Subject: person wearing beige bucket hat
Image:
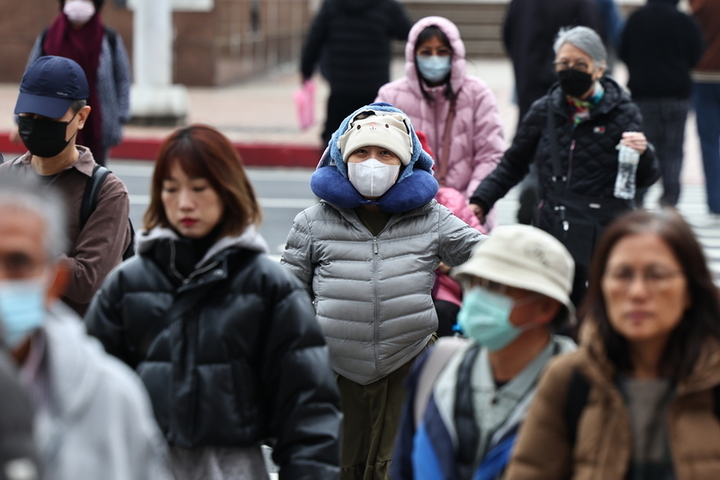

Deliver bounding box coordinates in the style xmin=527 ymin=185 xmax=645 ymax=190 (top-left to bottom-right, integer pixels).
xmin=391 ymin=224 xmax=577 ymax=480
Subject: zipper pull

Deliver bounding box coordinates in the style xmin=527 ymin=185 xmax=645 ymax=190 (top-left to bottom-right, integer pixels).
xmin=563 ymin=220 xmax=569 ymax=232
xmin=373 ymin=241 xmax=378 ymax=255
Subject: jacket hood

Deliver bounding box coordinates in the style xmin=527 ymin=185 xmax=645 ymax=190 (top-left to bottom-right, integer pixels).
xmin=41 ymin=302 xmax=112 ymax=423
xmin=579 ymin=318 xmax=720 ymax=394
xmin=405 ymin=16 xmax=467 ymax=96
xmin=136 ymin=225 xmax=269 ymax=268
xmin=311 ymin=102 xmax=438 ymax=213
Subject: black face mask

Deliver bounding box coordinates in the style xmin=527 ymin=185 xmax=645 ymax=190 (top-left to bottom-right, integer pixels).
xmin=17 ymin=114 xmax=77 ymax=158
xmin=557 ymin=69 xmax=594 ymax=99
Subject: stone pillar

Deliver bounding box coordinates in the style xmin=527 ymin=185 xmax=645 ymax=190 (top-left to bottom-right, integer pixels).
xmin=130 ymin=0 xmax=189 ymax=123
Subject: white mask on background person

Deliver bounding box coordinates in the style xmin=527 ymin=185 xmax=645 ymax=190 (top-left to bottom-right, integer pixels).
xmin=64 ymin=0 xmax=96 ymax=25
xmin=347 ymin=158 xmax=400 ymax=198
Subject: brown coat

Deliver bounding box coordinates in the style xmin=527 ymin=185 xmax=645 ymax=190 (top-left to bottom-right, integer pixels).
xmin=504 ymin=320 xmax=720 ymax=480
xmin=0 ymin=147 xmax=130 ymax=315
xmin=689 ymin=0 xmax=720 ymax=74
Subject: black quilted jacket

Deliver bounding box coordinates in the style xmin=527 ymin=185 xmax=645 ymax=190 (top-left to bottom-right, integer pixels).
xmin=471 ymin=77 xmax=660 ymax=226
xmin=85 ymin=229 xmax=341 ymax=480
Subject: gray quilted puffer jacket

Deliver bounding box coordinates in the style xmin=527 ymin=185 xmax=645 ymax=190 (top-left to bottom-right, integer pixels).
xmin=281 ymin=199 xmax=483 ymax=385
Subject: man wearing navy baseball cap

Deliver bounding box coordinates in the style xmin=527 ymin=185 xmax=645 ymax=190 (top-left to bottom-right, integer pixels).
xmin=0 ymin=56 xmax=131 ymax=316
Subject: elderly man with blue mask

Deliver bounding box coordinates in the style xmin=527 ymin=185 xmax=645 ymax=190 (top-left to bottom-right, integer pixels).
xmin=392 ymin=224 xmax=578 ymax=480
xmin=0 ymin=176 xmax=172 ymax=480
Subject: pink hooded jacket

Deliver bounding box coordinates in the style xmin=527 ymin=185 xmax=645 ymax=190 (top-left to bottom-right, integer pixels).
xmin=376 ymin=16 xmax=505 ymax=227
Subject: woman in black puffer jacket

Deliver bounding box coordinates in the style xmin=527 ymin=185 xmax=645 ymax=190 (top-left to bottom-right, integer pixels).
xmin=85 ymin=125 xmax=341 ymax=480
xmin=470 ymin=26 xmax=660 ymax=308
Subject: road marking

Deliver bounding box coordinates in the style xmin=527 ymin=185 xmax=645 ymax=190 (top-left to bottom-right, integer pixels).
xmin=129 ymin=194 xmax=316 ymax=209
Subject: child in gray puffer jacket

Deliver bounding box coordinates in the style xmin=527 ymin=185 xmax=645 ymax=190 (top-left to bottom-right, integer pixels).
xmin=281 ymin=102 xmax=484 ymax=480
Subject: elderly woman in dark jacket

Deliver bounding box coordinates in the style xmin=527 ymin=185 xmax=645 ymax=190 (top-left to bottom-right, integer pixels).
xmin=85 ymin=125 xmax=341 ymax=480
xmin=470 ymin=26 xmax=659 ymax=307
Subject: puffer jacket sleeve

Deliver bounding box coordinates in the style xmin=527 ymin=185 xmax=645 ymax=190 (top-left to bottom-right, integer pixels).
xmin=623 ymin=102 xmax=660 ymax=189
xmin=280 ymin=209 xmax=315 ymax=289
xmin=466 ymin=84 xmax=505 ymax=198
xmin=85 ymin=262 xmax=134 ymax=367
xmin=261 ymin=272 xmax=342 ymax=480
xmin=469 ymin=98 xmax=545 ymax=211
xmin=504 ymin=355 xmax=576 ymax=480
xmin=436 ymin=203 xmax=485 ymax=267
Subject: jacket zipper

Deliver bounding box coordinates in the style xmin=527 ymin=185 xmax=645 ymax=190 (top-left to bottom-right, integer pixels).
xmin=373 ymin=237 xmax=380 ymax=377
xmin=566 ymin=138 xmax=576 ymax=189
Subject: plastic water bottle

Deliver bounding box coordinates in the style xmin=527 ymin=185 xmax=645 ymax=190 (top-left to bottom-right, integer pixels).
xmin=614 ymin=144 xmax=640 ymax=199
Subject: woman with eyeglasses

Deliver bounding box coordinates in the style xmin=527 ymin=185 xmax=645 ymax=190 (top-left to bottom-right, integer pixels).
xmin=469 ymin=26 xmax=660 ymax=308
xmin=504 ymin=208 xmax=720 ymax=480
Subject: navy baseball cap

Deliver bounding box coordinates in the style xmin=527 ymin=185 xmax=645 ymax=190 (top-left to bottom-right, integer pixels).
xmin=14 ymin=56 xmax=89 ymax=119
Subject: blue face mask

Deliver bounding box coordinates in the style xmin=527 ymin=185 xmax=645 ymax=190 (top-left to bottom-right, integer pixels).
xmin=0 ymin=277 xmax=47 ymax=349
xmin=457 ymin=286 xmax=522 ymax=351
xmin=416 ymin=55 xmax=452 ymax=84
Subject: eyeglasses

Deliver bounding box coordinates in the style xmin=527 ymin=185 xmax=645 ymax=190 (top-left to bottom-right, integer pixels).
xmin=604 ymin=267 xmax=684 ymax=292
xmin=553 ymin=61 xmax=590 ymax=73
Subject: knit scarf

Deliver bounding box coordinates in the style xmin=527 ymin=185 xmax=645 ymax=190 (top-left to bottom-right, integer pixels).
xmin=566 ymin=81 xmax=604 ymax=128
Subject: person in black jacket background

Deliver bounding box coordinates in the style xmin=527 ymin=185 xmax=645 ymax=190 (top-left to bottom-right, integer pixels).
xmin=84 ymin=125 xmax=341 ymax=480
xmin=503 ymin=0 xmax=602 ymax=225
xmin=470 ymin=27 xmax=659 ymax=308
xmin=620 ymin=0 xmax=705 ymax=207
xmin=300 ymin=0 xmax=412 ymax=145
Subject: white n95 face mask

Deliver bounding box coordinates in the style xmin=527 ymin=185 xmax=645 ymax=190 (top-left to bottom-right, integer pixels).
xmin=64 ymin=0 xmax=96 ymax=24
xmin=347 ymin=158 xmax=400 ymax=198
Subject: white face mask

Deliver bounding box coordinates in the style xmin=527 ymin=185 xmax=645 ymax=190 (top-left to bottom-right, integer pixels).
xmin=347 ymin=158 xmax=400 ymax=198
xmin=64 ymin=0 xmax=96 ymax=25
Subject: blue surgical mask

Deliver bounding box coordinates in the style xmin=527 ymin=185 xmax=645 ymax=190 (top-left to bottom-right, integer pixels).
xmin=416 ymin=55 xmax=451 ymax=84
xmin=0 ymin=277 xmax=47 ymax=349
xmin=457 ymin=286 xmax=521 ymax=351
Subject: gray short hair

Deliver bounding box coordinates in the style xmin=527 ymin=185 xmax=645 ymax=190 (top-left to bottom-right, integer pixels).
xmin=0 ymin=175 xmax=67 ymax=262
xmin=553 ymin=26 xmax=607 ymax=66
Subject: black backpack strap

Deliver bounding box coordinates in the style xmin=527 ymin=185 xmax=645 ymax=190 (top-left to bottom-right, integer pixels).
xmin=104 ymin=26 xmax=118 ymax=56
xmin=39 ymin=27 xmax=49 ymax=56
xmin=454 ymin=343 xmax=482 ymax=480
xmin=564 ymin=369 xmax=591 ymax=447
xmin=80 ymin=165 xmax=111 ymax=229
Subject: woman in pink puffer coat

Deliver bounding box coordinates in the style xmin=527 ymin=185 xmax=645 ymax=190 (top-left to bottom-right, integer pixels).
xmin=376 ymin=16 xmax=505 ymax=230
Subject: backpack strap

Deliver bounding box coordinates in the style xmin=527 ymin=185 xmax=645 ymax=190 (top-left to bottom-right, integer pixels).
xmin=437 ymin=95 xmax=458 ymax=188
xmin=80 ymin=165 xmax=111 ymax=229
xmin=104 ymin=26 xmax=118 ymax=56
xmin=414 ymin=336 xmax=470 ymax=428
xmin=564 ymin=369 xmax=591 ymax=447
xmin=455 ymin=343 xmax=482 ymax=480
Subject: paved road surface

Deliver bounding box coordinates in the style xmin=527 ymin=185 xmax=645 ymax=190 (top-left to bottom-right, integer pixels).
xmin=110 ymin=160 xmax=720 ymax=282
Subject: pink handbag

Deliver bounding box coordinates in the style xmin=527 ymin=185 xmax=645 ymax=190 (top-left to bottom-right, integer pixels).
xmin=294 ymin=80 xmax=315 ymax=131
